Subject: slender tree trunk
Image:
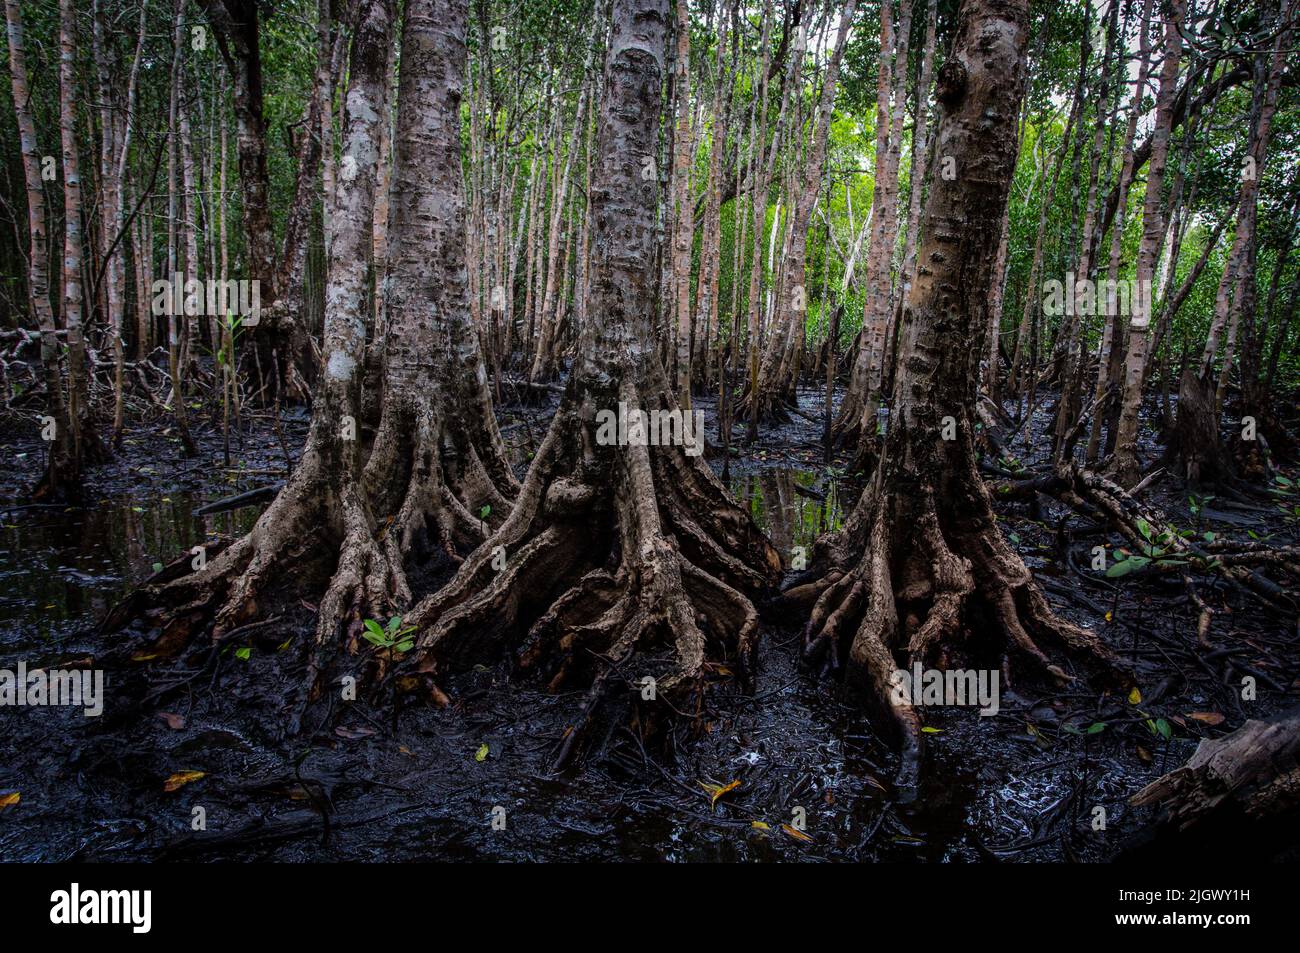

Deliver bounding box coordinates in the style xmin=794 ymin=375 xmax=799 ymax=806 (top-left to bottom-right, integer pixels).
xmin=833 ymin=0 xmax=913 ymax=458
xmin=58 ymin=0 xmax=104 ymax=470
xmin=1111 ymin=0 xmax=1184 ymax=485
xmin=747 ymin=0 xmax=857 ymax=423
xmin=166 ymin=0 xmax=196 ymax=454
xmin=1080 ymin=0 xmax=1152 ymax=463
xmin=7 ymin=0 xmax=76 ymax=498
xmin=668 ymin=0 xmax=695 ymax=407
xmin=1170 ymin=0 xmax=1292 ymax=486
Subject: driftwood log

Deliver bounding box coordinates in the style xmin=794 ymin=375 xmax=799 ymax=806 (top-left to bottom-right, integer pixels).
xmin=1120 ymin=707 xmax=1300 ymax=860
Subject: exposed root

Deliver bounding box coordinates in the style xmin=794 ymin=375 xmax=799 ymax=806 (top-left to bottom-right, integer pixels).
xmin=400 ymin=378 xmax=780 ymax=763
xmin=793 ymin=462 xmax=1130 ymax=801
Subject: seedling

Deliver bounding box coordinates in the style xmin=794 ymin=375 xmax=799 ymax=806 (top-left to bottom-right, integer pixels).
xmin=362 ymin=616 xmax=416 ymax=657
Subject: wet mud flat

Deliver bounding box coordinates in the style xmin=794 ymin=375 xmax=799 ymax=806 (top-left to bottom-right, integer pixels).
xmin=1 ymin=388 xmax=1297 ymax=861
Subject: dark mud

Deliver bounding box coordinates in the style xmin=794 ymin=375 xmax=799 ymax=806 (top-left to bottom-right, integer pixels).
xmin=1 ymin=387 xmax=1297 ymax=861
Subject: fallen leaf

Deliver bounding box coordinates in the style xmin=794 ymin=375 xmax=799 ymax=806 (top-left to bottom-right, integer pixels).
xmin=920 ymin=726 xmax=943 ymax=734
xmin=751 ymin=820 xmax=770 ymax=830
xmin=1136 ymin=745 xmax=1152 ymax=763
xmin=334 ymin=726 xmax=375 ymax=739
xmin=163 ymin=770 xmax=206 ymax=792
xmin=475 ymin=743 xmax=489 ymax=762
xmin=1128 ymin=686 xmax=1142 ymax=705
xmin=0 ymin=792 xmax=19 ymax=811
xmin=782 ymin=824 xmax=813 ymax=843
xmin=157 ymin=712 xmax=185 ymax=730
xmin=1187 ymin=711 xmax=1225 ymax=726
xmin=697 ymin=778 xmax=741 ymax=808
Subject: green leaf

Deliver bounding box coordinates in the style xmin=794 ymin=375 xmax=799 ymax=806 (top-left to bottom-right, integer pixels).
xmin=1136 ymin=517 xmax=1152 ymax=541
xmin=1086 ymin=722 xmax=1106 ymax=734
xmin=479 ymin=504 xmax=492 ymax=519
xmin=362 ymin=631 xmax=389 ymax=647
xmin=151 ymin=561 xmax=164 ymax=573
xmin=1106 ymin=559 xmax=1137 ymax=578
xmin=475 ymin=743 xmax=489 ymax=762
xmin=1203 ymin=531 xmax=1215 ymax=543
xmin=395 ymin=640 xmax=414 ymax=653
xmin=363 ymin=619 xmax=386 ymax=637
xmin=234 ymin=647 xmax=251 ymax=661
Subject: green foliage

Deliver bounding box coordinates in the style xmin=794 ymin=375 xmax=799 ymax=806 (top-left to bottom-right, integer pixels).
xmin=362 ymin=616 xmax=416 ymax=655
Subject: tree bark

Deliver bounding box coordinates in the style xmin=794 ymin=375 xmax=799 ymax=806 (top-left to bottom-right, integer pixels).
xmin=403 ymin=0 xmax=779 ymax=762
xmin=7 ymin=0 xmax=81 ymax=498
xmin=787 ymin=0 xmax=1124 ymax=798
xmin=1110 ymin=0 xmax=1184 ymax=485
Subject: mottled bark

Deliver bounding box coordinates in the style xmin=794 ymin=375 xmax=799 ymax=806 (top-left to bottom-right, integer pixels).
xmin=788 ymin=0 xmax=1124 ymax=797
xmin=668 ymin=0 xmax=695 ymax=407
xmin=747 ymin=0 xmax=857 ymax=423
xmin=834 ymin=0 xmax=913 ymax=456
xmin=404 ymin=0 xmax=779 ymax=761
xmin=1170 ymin=1 xmax=1292 ymax=486
xmin=6 ymin=0 xmax=75 ymax=497
xmin=57 ymin=0 xmax=103 ymax=471
xmin=1111 ymin=0 xmax=1183 ymax=486
xmin=1079 ymin=0 xmax=1153 ymax=464
xmin=107 ymin=0 xmax=397 ymax=673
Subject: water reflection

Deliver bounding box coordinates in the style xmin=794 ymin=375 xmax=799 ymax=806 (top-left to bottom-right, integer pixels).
xmin=728 ymin=468 xmax=844 ymax=568
xmin=0 ymin=496 xmax=259 ymax=634
xmin=1 ymin=467 xmax=840 ymax=633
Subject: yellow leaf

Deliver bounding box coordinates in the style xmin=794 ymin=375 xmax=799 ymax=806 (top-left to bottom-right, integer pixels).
xmin=0 ymin=792 xmax=19 ymax=811
xmin=920 ymin=726 xmax=943 ymax=734
xmin=782 ymin=824 xmax=813 ymax=843
xmin=475 ymin=743 xmax=489 ymax=762
xmin=163 ymin=771 xmax=205 ymax=792
xmin=697 ymin=778 xmax=741 ymax=808
xmin=1105 ymin=611 xmax=1113 ymax=622
xmin=1128 ymin=686 xmax=1141 ymax=705
xmin=751 ymin=820 xmax=770 ymax=830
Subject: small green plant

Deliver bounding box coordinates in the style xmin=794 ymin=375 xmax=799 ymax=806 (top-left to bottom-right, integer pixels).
xmin=362 ymin=616 xmax=416 ymax=655
xmin=1105 ymin=518 xmax=1190 ymax=577
xmin=1144 ymin=717 xmax=1172 ymax=741
xmin=1063 ymin=721 xmax=1107 ymax=736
